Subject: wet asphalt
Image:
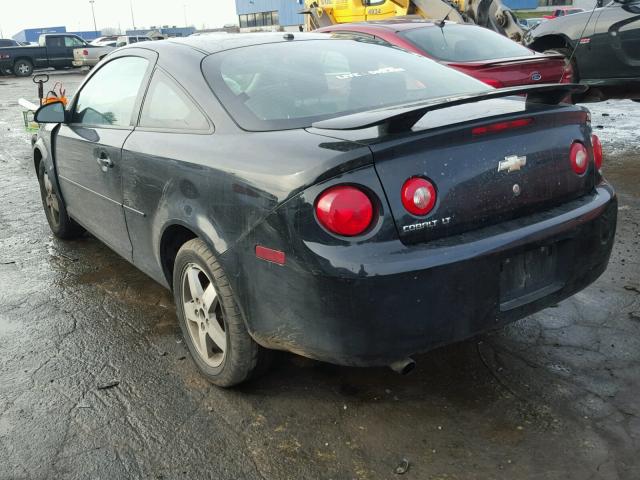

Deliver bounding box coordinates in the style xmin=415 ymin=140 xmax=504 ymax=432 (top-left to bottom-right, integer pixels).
xmin=0 ymin=72 xmax=638 ymax=480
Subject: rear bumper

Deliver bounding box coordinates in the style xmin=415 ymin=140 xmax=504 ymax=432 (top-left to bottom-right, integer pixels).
xmin=228 ymin=185 xmax=617 ymax=367
xmin=72 ymin=60 xmax=94 ymax=67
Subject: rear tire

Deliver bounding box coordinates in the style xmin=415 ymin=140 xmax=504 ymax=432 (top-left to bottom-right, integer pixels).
xmin=173 ymin=238 xmax=269 ymax=387
xmin=13 ymin=59 xmax=33 ymax=77
xmin=37 ymin=161 xmax=84 ymax=239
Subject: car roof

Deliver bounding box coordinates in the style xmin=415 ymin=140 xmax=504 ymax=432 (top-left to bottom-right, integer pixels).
xmin=138 ymin=32 xmax=331 ymax=54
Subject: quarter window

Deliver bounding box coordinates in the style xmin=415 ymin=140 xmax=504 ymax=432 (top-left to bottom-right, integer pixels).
xmin=73 ymin=56 xmax=149 ymax=127
xmin=139 ymin=69 xmax=209 ymax=130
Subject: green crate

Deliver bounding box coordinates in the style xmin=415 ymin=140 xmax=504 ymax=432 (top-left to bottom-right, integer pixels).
xmin=22 ymin=110 xmax=39 ymax=132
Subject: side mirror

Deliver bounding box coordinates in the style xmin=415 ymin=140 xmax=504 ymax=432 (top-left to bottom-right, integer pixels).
xmin=34 ymin=101 xmax=66 ymax=124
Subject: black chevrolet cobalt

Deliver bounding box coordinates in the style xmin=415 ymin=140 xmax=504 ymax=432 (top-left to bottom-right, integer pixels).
xmin=32 ymin=33 xmax=616 ymax=386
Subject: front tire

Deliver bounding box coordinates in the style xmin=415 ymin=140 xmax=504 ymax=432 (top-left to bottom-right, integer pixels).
xmin=173 ymin=238 xmax=268 ymax=387
xmin=13 ymin=59 xmax=33 ymax=77
xmin=37 ymin=161 xmax=84 ymax=239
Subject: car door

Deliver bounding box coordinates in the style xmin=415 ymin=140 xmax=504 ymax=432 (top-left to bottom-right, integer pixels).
xmin=55 ymin=50 xmax=156 ymax=259
xmin=46 ymin=36 xmax=68 ymax=68
xmin=583 ymin=1 xmax=640 ymax=79
xmin=119 ymin=67 xmax=213 ymax=281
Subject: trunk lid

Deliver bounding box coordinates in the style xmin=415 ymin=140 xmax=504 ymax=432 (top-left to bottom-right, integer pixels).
xmin=448 ymin=55 xmax=569 ymax=87
xmin=371 ymin=100 xmax=595 ymax=244
xmin=309 ymin=96 xmax=595 ymax=245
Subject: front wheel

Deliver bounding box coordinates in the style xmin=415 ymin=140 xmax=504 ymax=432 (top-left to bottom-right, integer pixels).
xmin=173 ymin=238 xmax=269 ymax=387
xmin=37 ymin=161 xmax=84 ymax=239
xmin=13 ymin=59 xmax=33 ymax=77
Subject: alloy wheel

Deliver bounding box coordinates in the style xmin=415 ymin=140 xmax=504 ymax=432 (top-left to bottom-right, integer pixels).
xmin=43 ymin=171 xmax=61 ymax=227
xmin=181 ymin=263 xmax=226 ymax=367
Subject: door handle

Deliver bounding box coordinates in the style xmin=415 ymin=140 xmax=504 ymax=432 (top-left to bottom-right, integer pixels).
xmin=96 ymin=152 xmax=113 ymax=171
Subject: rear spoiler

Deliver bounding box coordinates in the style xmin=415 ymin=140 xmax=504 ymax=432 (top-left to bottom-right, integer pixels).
xmin=311 ymin=83 xmax=588 ymax=133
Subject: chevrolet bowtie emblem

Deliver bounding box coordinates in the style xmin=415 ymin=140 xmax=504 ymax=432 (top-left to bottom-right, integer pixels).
xmin=498 ymin=155 xmax=527 ymax=173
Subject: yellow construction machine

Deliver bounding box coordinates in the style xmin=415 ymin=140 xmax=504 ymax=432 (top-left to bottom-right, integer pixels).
xmin=303 ymin=0 xmax=527 ymax=42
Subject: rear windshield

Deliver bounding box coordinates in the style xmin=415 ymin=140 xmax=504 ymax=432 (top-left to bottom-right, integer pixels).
xmin=202 ymin=39 xmax=489 ymax=131
xmin=399 ymin=25 xmax=533 ymax=62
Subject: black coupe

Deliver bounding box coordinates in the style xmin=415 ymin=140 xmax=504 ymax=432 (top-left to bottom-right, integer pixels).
xmin=32 ymin=33 xmax=616 ymax=386
xmin=526 ymin=0 xmax=640 ymax=101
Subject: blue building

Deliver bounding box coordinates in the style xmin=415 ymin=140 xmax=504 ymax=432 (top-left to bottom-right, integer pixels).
xmin=13 ymin=26 xmax=66 ymax=43
xmin=13 ymin=27 xmax=100 ymax=43
xmin=70 ymin=30 xmax=101 ymax=41
xmin=502 ymin=0 xmax=538 ymax=10
xmin=235 ymin=0 xmax=304 ymax=30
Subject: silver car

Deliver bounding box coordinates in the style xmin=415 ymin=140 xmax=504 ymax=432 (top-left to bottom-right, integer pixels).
xmin=72 ymin=42 xmax=116 ymax=67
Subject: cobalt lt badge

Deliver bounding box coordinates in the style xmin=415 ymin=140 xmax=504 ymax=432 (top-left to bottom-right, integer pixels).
xmin=498 ymin=155 xmax=527 ymax=173
xmin=531 ymin=71 xmax=542 ymax=81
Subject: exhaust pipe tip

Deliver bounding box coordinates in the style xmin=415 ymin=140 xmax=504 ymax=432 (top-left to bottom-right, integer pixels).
xmin=389 ymin=357 xmax=416 ymax=375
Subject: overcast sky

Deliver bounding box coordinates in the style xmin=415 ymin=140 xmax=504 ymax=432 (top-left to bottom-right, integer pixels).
xmin=0 ymin=0 xmax=239 ymax=37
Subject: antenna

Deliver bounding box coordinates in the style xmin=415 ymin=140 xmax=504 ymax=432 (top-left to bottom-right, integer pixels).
xmin=559 ymin=7 xmax=598 ymax=83
xmin=436 ymin=6 xmax=455 ymax=27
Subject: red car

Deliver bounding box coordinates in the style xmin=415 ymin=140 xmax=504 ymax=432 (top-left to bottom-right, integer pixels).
xmin=318 ymin=20 xmax=572 ymax=88
xmin=542 ymin=7 xmax=585 ymax=19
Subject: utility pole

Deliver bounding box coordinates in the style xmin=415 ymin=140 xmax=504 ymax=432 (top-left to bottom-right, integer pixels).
xmin=183 ymin=4 xmax=188 ymax=28
xmin=130 ymin=0 xmax=137 ymax=30
xmin=89 ymin=0 xmax=98 ymax=33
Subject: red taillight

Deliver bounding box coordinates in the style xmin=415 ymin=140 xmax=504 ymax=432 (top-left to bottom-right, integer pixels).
xmin=472 ymin=118 xmax=533 ymax=136
xmin=570 ymin=141 xmax=588 ymax=175
xmin=481 ymin=78 xmax=504 ymax=88
xmin=560 ymin=60 xmax=574 ymax=83
xmin=401 ymin=177 xmax=436 ymax=216
xmin=591 ymin=134 xmax=603 ymax=170
xmin=82 ymin=49 xmax=89 ymax=56
xmin=315 ymin=185 xmax=373 ymax=236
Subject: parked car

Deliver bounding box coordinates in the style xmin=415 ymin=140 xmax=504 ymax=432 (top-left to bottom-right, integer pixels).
xmin=543 ymin=7 xmax=585 ymax=19
xmin=0 ymin=39 xmax=20 ymax=47
xmin=90 ymin=36 xmax=119 ymax=45
xmin=519 ymin=17 xmax=546 ymax=30
xmin=318 ymin=21 xmax=573 ymax=88
xmin=0 ymin=33 xmax=93 ymax=76
xmin=31 ymin=33 xmax=616 ymax=387
xmin=526 ymin=0 xmax=640 ymax=101
xmin=73 ymin=42 xmax=116 ymax=67
xmin=115 ymin=35 xmax=152 ymax=47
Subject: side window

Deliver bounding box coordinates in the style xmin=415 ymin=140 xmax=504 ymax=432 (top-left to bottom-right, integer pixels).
xmin=139 ymin=69 xmax=209 ymax=130
xmin=130 ymin=37 xmax=138 ymax=44
xmin=48 ymin=37 xmax=65 ymax=48
xmin=73 ymin=56 xmax=149 ymax=127
xmin=65 ymin=36 xmax=85 ymax=48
